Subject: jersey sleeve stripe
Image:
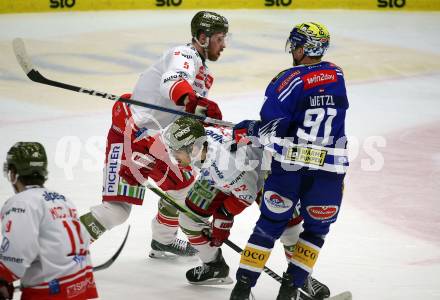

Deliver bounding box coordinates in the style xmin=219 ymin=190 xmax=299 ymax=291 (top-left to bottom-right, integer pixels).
xmin=0 ymin=262 xmax=19 ymax=282
xmin=278 ymin=77 xmax=301 ymax=99
xmin=32 ymin=265 xmax=94 ymax=288
xmin=169 ymin=79 xmax=193 ymax=104
xmin=279 ymin=80 xmax=302 ymax=103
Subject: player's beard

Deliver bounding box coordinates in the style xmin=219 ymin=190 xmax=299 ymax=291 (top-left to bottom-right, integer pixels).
xmin=207 ymin=47 xmax=222 ymax=61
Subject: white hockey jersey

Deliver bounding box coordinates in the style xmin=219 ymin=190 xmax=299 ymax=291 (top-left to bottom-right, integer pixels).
xmin=200 ymin=127 xmax=269 ymax=207
xmin=129 ymin=43 xmax=213 ymax=131
xmin=0 ymin=187 xmax=97 ymax=300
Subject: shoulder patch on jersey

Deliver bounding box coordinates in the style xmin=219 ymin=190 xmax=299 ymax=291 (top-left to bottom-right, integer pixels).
xmin=302 ymin=69 xmax=338 ymax=90
xmin=276 ymin=70 xmax=301 ymax=93
xmin=271 ymin=69 xmax=289 ymax=84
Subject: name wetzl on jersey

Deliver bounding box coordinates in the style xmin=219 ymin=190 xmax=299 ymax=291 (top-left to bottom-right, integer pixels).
xmin=309 ymin=95 xmax=335 ymax=107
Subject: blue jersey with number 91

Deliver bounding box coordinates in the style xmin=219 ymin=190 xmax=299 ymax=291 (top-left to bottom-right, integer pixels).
xmin=260 ymin=61 xmax=349 ymax=173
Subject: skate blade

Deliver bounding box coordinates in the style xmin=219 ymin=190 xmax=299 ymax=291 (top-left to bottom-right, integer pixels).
xmin=149 ymin=250 xmax=199 ymax=261
xmin=188 ymin=276 xmax=234 ymax=286
xmin=327 ymin=291 xmax=352 ymax=300
xmin=149 ymin=249 xmax=173 ymax=259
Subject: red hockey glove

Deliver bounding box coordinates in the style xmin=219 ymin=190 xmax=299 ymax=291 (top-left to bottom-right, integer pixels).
xmin=196 ymin=97 xmax=223 ymax=120
xmin=0 ymin=279 xmax=14 ymax=300
xmin=185 ymin=93 xmax=222 ymax=120
xmin=119 ymin=152 xmax=155 ymax=186
xmin=210 ymin=205 xmax=234 ymax=247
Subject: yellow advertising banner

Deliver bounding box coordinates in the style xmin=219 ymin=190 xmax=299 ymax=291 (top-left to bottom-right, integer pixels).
xmin=1 ymin=0 xmax=439 ymax=14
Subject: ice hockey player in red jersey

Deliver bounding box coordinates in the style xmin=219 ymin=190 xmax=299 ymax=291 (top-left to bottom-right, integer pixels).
xmin=161 ymin=117 xmax=330 ymax=298
xmin=0 ymin=142 xmax=98 ymax=300
xmin=79 ymin=11 xmax=229 ymax=258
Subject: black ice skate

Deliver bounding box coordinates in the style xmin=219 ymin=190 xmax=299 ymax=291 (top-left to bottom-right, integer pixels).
xmin=276 ymin=272 xmax=300 ymax=300
xmin=186 ymin=249 xmax=233 ymax=285
xmin=229 ymin=275 xmax=252 ymax=300
xmin=149 ymin=238 xmax=198 ymax=258
xmin=302 ymin=275 xmax=330 ymax=299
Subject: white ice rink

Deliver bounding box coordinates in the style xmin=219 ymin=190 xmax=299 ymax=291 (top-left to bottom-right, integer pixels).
xmin=1 ymin=9 xmax=439 ymax=300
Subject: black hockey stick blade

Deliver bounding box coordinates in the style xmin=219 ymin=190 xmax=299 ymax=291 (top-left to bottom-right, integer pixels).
xmin=93 ymin=225 xmax=131 ymax=272
xmin=12 ymin=38 xmax=234 ymax=128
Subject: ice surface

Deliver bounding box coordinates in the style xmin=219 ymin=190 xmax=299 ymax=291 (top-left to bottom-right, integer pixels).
xmin=0 ymin=9 xmax=439 ymax=300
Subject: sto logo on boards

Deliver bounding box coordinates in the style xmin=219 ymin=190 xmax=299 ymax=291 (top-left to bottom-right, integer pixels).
xmin=156 ymin=0 xmax=183 ymax=6
xmin=265 ymin=0 xmax=292 ymax=6
xmin=50 ymin=0 xmax=75 ymax=8
xmin=377 ymin=0 xmax=406 ymax=8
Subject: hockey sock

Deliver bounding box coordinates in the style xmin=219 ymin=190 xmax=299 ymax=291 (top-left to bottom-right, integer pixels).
xmin=288 ymin=232 xmax=324 ymax=287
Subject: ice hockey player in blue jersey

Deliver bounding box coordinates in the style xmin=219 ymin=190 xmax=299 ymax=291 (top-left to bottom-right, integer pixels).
xmin=229 ymin=22 xmax=349 ymax=300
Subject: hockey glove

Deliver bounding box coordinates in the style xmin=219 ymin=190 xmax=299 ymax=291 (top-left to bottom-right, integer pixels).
xmin=210 ymin=205 xmax=234 ymax=247
xmin=119 ymin=152 xmax=155 ymax=186
xmin=0 ymin=279 xmax=13 ymax=300
xmin=230 ymin=120 xmax=261 ymax=152
xmin=185 ymin=93 xmax=223 ymax=120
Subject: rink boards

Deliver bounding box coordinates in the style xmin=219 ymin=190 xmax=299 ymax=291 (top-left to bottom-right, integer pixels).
xmin=1 ymin=0 xmax=440 ymax=14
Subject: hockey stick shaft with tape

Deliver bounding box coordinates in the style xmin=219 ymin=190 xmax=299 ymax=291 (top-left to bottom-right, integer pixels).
xmin=12 ymin=38 xmax=234 ymax=128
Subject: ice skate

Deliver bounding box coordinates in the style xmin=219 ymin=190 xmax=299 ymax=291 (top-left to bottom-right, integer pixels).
xmin=149 ymin=238 xmax=198 ymax=258
xmin=186 ymin=249 xmax=233 ymax=285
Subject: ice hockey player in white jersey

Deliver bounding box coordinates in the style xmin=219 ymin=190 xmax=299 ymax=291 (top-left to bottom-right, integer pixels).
xmin=162 ymin=117 xmax=330 ymax=298
xmin=79 ymin=11 xmax=229 ymax=258
xmin=0 ymin=142 xmax=98 ymax=300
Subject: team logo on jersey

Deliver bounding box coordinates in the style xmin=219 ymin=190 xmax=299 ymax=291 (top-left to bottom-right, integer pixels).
xmin=0 ymin=237 xmax=10 ymax=254
xmin=306 ymin=205 xmax=339 ymax=220
xmin=263 ymin=191 xmax=293 ymax=214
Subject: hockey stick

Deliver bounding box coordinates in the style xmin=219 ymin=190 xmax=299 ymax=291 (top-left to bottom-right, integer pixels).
xmin=144 ymin=182 xmax=352 ymax=300
xmin=143 ymin=182 xmax=283 ymax=283
xmin=13 ymin=225 xmax=130 ymax=292
xmin=93 ymin=224 xmax=131 ymax=272
xmin=12 ymin=38 xmax=234 ymax=128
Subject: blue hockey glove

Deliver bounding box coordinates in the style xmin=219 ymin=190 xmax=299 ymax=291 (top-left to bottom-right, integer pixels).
xmin=230 ymin=120 xmax=261 ymax=152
